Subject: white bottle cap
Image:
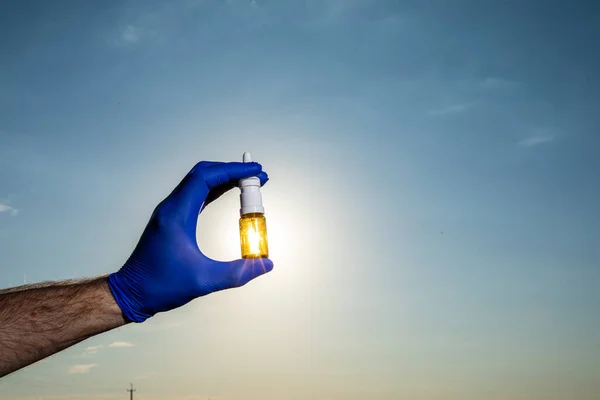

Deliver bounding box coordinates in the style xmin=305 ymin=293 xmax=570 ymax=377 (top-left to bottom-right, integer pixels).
xmin=239 ymin=152 xmax=265 ymax=215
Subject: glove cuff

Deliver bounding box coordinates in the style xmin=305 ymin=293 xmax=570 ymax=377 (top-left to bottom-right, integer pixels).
xmin=107 ymin=271 xmax=153 ymax=323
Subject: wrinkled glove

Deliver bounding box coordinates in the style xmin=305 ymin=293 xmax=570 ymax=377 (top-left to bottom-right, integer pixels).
xmin=108 ymin=161 xmax=274 ymax=323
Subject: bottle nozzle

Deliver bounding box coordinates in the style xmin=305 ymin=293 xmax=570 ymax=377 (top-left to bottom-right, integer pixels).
xmin=239 ymin=151 xmax=264 ymax=215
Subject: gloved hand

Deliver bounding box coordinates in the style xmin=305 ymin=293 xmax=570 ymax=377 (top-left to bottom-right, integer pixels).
xmin=108 ymin=161 xmax=274 ymax=323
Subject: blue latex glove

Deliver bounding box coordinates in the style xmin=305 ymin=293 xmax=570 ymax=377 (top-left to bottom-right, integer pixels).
xmin=108 ymin=161 xmax=274 ymax=323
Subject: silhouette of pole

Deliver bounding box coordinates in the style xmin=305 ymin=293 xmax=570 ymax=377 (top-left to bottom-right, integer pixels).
xmin=127 ymin=383 xmax=136 ymax=400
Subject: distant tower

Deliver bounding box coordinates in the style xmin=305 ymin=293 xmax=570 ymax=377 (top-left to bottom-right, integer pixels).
xmin=127 ymin=383 xmax=136 ymax=400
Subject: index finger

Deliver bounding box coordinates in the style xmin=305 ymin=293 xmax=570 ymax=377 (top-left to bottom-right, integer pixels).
xmin=176 ymin=161 xmax=262 ymax=227
xmin=203 ymin=162 xmax=263 ymax=189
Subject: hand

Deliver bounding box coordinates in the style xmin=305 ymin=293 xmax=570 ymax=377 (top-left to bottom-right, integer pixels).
xmin=108 ymin=161 xmax=274 ymax=323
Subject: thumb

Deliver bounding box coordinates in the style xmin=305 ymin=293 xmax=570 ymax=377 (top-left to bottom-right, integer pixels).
xmin=218 ymin=258 xmax=274 ymax=289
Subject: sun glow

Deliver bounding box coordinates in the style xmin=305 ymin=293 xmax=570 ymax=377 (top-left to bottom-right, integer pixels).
xmin=247 ymin=226 xmax=261 ymax=255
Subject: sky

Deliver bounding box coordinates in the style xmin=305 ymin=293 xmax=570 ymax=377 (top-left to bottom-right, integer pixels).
xmin=1 ymin=0 xmax=599 ymax=399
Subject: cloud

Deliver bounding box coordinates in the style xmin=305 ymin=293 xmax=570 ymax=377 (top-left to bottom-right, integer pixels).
xmin=427 ymin=102 xmax=473 ymax=116
xmin=0 ymin=203 xmax=19 ymax=216
xmin=121 ymin=25 xmax=139 ymax=44
xmin=108 ymin=341 xmax=134 ymax=348
xmin=68 ymin=364 xmax=98 ymax=374
xmin=518 ymin=133 xmax=555 ymax=147
xmin=111 ymin=25 xmax=140 ymax=47
xmin=82 ymin=345 xmax=103 ymax=356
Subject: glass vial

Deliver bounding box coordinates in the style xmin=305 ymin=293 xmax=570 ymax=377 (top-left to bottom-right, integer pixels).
xmin=239 ymin=212 xmax=269 ymax=258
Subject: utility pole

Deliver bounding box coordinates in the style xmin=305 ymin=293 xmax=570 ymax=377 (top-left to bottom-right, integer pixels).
xmin=127 ymin=383 xmax=136 ymax=400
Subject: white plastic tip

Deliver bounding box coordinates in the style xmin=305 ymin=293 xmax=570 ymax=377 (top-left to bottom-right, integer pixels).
xmin=243 ymin=152 xmax=252 ymax=163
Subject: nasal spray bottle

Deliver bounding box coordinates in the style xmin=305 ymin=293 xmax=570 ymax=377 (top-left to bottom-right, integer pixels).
xmin=238 ymin=152 xmax=269 ymax=258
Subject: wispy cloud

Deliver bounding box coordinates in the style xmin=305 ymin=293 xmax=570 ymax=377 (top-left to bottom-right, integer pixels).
xmin=68 ymin=364 xmax=98 ymax=374
xmin=121 ymin=25 xmax=139 ymax=44
xmin=111 ymin=25 xmax=140 ymax=47
xmin=427 ymin=102 xmax=473 ymax=116
xmin=81 ymin=345 xmax=103 ymax=357
xmin=108 ymin=341 xmax=134 ymax=348
xmin=0 ymin=203 xmax=19 ymax=216
xmin=519 ymin=132 xmax=555 ymax=147
xmin=108 ymin=2 xmax=170 ymax=49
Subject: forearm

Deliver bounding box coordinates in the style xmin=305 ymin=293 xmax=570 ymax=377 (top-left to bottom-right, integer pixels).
xmin=0 ymin=277 xmax=128 ymax=377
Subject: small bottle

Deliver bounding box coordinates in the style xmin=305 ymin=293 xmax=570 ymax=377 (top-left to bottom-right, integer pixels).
xmin=239 ymin=152 xmax=269 ymax=259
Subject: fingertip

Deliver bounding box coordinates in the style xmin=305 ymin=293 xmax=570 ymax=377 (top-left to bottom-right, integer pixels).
xmin=250 ymin=162 xmax=263 ymax=173
xmin=257 ymin=257 xmax=274 ymax=272
xmin=226 ymin=257 xmax=274 ymax=288
xmin=258 ymin=171 xmax=269 ymax=186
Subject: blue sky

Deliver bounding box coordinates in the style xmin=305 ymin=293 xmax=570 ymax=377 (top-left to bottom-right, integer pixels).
xmin=1 ymin=1 xmax=599 ymax=399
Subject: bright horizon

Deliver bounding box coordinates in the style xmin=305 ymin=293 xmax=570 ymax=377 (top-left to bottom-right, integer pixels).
xmin=1 ymin=1 xmax=599 ymax=400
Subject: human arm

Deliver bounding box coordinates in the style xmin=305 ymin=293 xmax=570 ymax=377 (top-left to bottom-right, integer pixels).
xmin=0 ymin=160 xmax=274 ymax=377
xmin=0 ymin=277 xmax=126 ymax=377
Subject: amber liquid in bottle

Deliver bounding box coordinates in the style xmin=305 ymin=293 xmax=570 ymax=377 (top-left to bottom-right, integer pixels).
xmin=239 ymin=212 xmax=269 ymax=258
